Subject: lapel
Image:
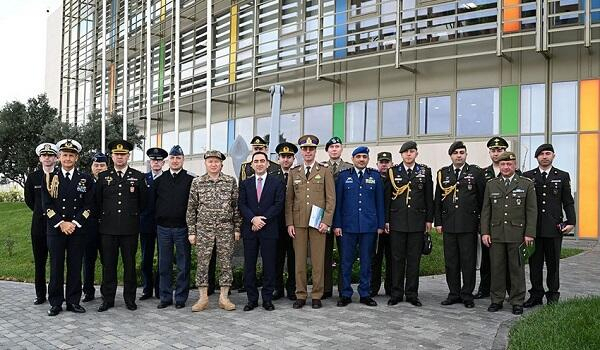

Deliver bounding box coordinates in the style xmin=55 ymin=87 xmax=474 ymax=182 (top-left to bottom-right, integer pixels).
xmin=59 ymin=169 xmax=77 ymax=193
xmin=307 ymin=164 xmax=319 ymax=181
xmin=544 ymin=167 xmax=556 ymax=184
xmin=248 ymin=176 xmax=258 ymax=203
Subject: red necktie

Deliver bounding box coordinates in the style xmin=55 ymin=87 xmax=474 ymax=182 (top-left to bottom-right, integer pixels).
xmin=257 ymin=177 xmax=263 ymax=202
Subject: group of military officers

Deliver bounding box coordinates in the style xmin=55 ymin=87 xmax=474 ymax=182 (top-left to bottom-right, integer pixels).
xmin=25 ymin=132 xmax=575 ymax=316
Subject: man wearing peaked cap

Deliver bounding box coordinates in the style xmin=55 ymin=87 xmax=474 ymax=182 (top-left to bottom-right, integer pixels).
xmin=322 ymin=136 xmax=353 ymax=299
xmin=138 ymin=147 xmax=168 ymax=301
xmin=96 ymin=139 xmax=147 ymax=312
xmin=285 ymin=134 xmax=336 ymax=309
xmin=239 ymin=135 xmax=283 ymax=184
xmin=25 ymin=143 xmax=59 ymax=305
xmin=42 ymin=139 xmax=94 ymax=316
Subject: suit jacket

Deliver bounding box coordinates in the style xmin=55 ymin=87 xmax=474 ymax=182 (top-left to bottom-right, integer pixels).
xmin=285 ymin=163 xmax=336 ymax=228
xmin=96 ymin=167 xmax=147 ymax=235
xmin=238 ymin=174 xmax=285 ymax=240
xmin=523 ymin=167 xmax=576 ymax=238
xmin=139 ymin=172 xmax=159 ymax=233
xmin=385 ymin=163 xmax=434 ymax=232
xmin=41 ymin=168 xmax=95 ymax=236
xmin=480 ymin=175 xmax=537 ymax=243
xmin=25 ymin=169 xmax=49 ymax=236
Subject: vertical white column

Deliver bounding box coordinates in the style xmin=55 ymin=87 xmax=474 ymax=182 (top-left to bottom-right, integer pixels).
xmin=101 ymin=0 xmax=107 ymax=152
xmin=123 ymin=0 xmax=129 ymax=139
xmin=146 ymin=0 xmax=152 ymax=155
xmin=206 ymin=0 xmax=213 ymax=151
xmin=174 ymin=0 xmax=181 ymax=144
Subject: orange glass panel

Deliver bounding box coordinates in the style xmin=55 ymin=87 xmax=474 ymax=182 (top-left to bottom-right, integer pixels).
xmin=578 ymin=134 xmax=599 ymax=239
xmin=580 ymin=79 xmax=600 ymax=131
xmin=504 ymin=0 xmax=521 ymax=33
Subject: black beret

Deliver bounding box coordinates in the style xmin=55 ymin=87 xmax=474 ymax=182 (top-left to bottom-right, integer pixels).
xmin=486 ymin=137 xmax=508 ymax=149
xmin=534 ymin=144 xmax=554 ymax=158
xmin=399 ymin=141 xmax=417 ymax=153
xmin=448 ymin=141 xmax=466 ymax=155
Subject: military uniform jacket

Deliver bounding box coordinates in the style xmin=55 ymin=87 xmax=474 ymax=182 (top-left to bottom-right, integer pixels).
xmin=483 ymin=164 xmax=522 ymax=182
xmin=523 ymin=167 xmax=576 ymax=238
xmin=139 ymin=172 xmax=159 ymax=233
xmin=323 ymin=159 xmax=353 ymax=182
xmin=333 ymin=168 xmax=385 ymax=233
xmin=285 ymin=163 xmax=336 ymax=228
xmin=480 ymin=175 xmax=537 ymax=243
xmin=41 ymin=169 xmax=95 ymax=235
xmin=25 ymin=169 xmax=50 ymax=235
xmin=186 ymin=172 xmax=242 ymax=235
xmin=95 ymin=167 xmax=147 ymax=235
xmin=384 ymin=163 xmax=434 ymax=232
xmin=239 ymin=160 xmax=284 ymax=183
xmin=434 ymin=163 xmax=486 ymax=233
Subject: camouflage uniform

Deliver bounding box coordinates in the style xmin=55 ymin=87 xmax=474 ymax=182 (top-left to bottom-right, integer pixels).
xmin=186 ymin=172 xmax=242 ymax=287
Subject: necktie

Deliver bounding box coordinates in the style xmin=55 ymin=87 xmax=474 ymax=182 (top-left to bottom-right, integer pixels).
xmin=117 ymin=170 xmax=123 ymax=178
xmin=173 ymin=172 xmax=178 ymax=180
xmin=332 ymin=162 xmax=338 ymax=174
xmin=257 ymin=177 xmax=263 ymax=202
xmin=358 ymin=170 xmax=364 ymax=182
xmin=407 ymin=168 xmax=412 ymax=177
xmin=455 ymin=168 xmax=460 ymax=180
xmin=65 ymin=172 xmax=71 ymax=183
xmin=306 ymin=166 xmax=311 ymax=178
xmin=541 ymin=171 xmax=547 ymax=182
xmin=284 ymin=173 xmax=288 ymax=184
xmin=505 ymin=178 xmax=510 ymax=187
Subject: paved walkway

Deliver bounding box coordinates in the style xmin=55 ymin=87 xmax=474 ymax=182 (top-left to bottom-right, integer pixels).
xmin=1 ymin=241 xmax=598 ymax=350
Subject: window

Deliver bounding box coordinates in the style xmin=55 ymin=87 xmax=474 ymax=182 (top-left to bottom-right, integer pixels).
xmin=162 ymin=131 xmax=176 ymax=151
xmin=350 ymin=0 xmax=377 ymax=17
xmin=552 ymin=81 xmax=578 ymax=132
xmin=254 ymin=113 xmax=301 ymax=145
xmin=179 ymin=130 xmax=191 ymax=156
xmin=210 ymin=121 xmax=229 ymax=153
xmin=521 ymin=84 xmax=546 ymax=134
xmin=381 ymin=100 xmax=410 ymax=137
xmin=234 ymin=117 xmax=254 ymax=147
xmin=304 ymin=105 xmax=333 ymax=143
xmin=419 ymin=96 xmax=451 ymax=135
xmin=520 ymin=135 xmax=545 ymax=171
xmin=346 ymin=100 xmax=377 ymax=142
xmin=456 ymin=88 xmax=499 ymax=136
xmin=192 ymin=128 xmax=207 ymax=154
xmin=551 ymin=134 xmax=578 ymax=188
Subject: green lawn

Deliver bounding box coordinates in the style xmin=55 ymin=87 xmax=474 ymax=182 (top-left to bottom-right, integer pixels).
xmin=509 ymin=296 xmax=600 ymax=350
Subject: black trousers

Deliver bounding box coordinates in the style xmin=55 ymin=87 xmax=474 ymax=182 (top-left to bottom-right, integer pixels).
xmin=275 ymin=231 xmax=295 ymax=295
xmin=478 ymin=241 xmax=511 ymax=294
xmin=528 ymin=236 xmax=562 ymax=301
xmin=371 ymin=233 xmax=392 ymax=296
xmin=47 ymin=233 xmax=85 ymax=306
xmin=82 ymin=223 xmax=101 ymax=296
xmin=324 ymin=233 xmax=342 ymax=295
xmin=443 ymin=232 xmax=477 ymax=302
xmin=100 ymin=234 xmax=138 ymax=304
xmin=140 ymin=230 xmax=160 ymax=297
xmin=390 ymin=231 xmax=423 ymax=300
xmin=31 ymin=231 xmax=48 ymax=300
xmin=244 ymin=236 xmax=277 ymax=303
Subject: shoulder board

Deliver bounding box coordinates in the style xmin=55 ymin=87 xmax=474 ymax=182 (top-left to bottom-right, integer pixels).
xmin=469 ymin=164 xmax=480 ymax=169
xmin=291 ymin=164 xmax=302 ymax=170
xmin=366 ymin=167 xmax=377 ymax=173
xmin=486 ymin=177 xmax=497 ymax=183
xmin=319 ymin=161 xmax=329 ymax=167
xmin=344 ymin=161 xmax=353 ymax=166
xmin=520 ymin=176 xmax=533 ymax=182
xmin=418 ymin=163 xmax=429 ymax=169
xmin=339 ymin=167 xmax=352 ymax=174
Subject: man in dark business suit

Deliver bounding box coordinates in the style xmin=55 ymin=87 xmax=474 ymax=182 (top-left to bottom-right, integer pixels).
xmin=238 ymin=152 xmax=285 ymax=311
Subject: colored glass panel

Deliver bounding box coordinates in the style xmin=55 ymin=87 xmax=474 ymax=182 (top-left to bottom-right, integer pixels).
xmin=580 ymin=79 xmax=600 ymax=131
xmin=503 ymin=0 xmax=521 ymax=33
xmin=578 ymin=134 xmax=599 ymax=239
xmin=334 ymin=0 xmax=347 ymax=59
xmin=229 ymin=4 xmax=239 ymax=83
xmin=500 ymin=85 xmax=519 ymax=135
xmin=333 ymin=102 xmax=346 ymax=141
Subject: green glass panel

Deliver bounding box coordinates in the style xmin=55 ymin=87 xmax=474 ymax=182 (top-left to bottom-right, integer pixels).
xmin=501 ymin=85 xmax=519 ymax=135
xmin=333 ymin=102 xmax=345 ymax=142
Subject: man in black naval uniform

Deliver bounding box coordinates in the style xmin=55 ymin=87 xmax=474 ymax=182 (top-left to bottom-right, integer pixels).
xmin=96 ymin=140 xmax=147 ymax=312
xmin=523 ymin=144 xmax=576 ymax=307
xmin=239 ymin=135 xmax=284 ymax=182
xmin=42 ymin=139 xmax=94 ymax=316
xmin=385 ymin=141 xmax=434 ymax=307
xmin=24 ymin=142 xmax=58 ymax=305
xmin=273 ymin=142 xmax=298 ymax=300
xmin=475 ymin=136 xmax=517 ymax=299
xmin=434 ymin=141 xmax=486 ymax=308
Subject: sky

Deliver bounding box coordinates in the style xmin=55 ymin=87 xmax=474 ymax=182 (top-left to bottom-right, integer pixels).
xmin=0 ymin=0 xmax=62 ymax=106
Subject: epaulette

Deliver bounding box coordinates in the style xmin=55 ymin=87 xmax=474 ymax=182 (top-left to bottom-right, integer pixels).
xmin=291 ymin=164 xmax=302 ymax=170
xmin=469 ymin=164 xmax=481 ymax=169
xmin=319 ymin=161 xmax=329 ymax=168
xmin=520 ymin=176 xmax=533 ymax=182
xmin=418 ymin=163 xmax=430 ymax=169
xmin=339 ymin=167 xmax=352 ymax=174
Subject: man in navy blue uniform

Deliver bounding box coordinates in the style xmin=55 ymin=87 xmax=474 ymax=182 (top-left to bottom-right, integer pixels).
xmin=333 ymin=146 xmax=384 ymax=307
xmin=42 ymin=139 xmax=94 ymax=316
xmin=238 ymin=152 xmax=285 ymax=311
xmin=139 ymin=147 xmax=167 ymax=300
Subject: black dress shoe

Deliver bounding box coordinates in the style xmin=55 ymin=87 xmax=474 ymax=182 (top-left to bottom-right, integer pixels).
xmin=263 ymin=302 xmax=275 ymax=311
xmin=287 ymin=293 xmax=297 ymax=301
xmin=66 ymin=304 xmax=86 ymax=313
xmin=474 ymin=291 xmax=489 ymax=299
xmin=487 ymin=303 xmax=503 ymax=312
xmin=34 ymin=297 xmax=46 ymax=305
xmin=360 ymin=297 xmax=377 ymax=307
xmin=47 ymin=305 xmax=62 ymax=316
xmin=157 ymin=301 xmax=172 ymax=309
xmin=387 ymin=297 xmax=401 ymax=306
xmin=243 ymin=302 xmax=258 ymax=311
xmin=139 ymin=294 xmax=152 ymax=301
xmin=337 ymin=296 xmax=352 ymax=307
xmin=523 ymin=297 xmax=543 ymax=308
xmin=82 ymin=294 xmax=95 ymax=303
xmin=441 ymin=298 xmax=462 ymax=306
xmin=175 ymin=303 xmax=185 ymax=309
xmin=293 ymin=299 xmax=306 ymax=309
xmin=312 ymin=299 xmax=322 ymax=309
xmin=512 ymin=305 xmax=524 ymax=315
xmin=464 ymin=301 xmax=475 ymax=308
xmin=125 ymin=301 xmax=137 ymax=311
xmin=322 ymin=291 xmax=332 ymax=300
xmin=98 ymin=302 xmax=114 ymax=312
xmin=407 ymin=298 xmax=422 ymax=307
xmin=272 ymin=290 xmax=284 ymax=301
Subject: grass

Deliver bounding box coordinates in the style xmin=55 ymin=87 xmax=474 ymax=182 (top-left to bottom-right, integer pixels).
xmin=509 ymin=296 xmax=600 ymax=350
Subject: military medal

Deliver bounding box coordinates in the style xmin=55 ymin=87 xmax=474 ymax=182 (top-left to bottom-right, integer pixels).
xmin=516 ymin=199 xmax=521 ymax=205
xmin=468 ymin=184 xmax=472 ymax=191
xmin=106 ymin=176 xmax=113 ymax=185
xmin=130 ymin=186 xmax=135 ymax=193
xmin=77 ymin=179 xmax=87 ymax=192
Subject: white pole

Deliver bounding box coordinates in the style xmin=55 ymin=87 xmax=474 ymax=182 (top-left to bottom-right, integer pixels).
xmin=101 ymin=0 xmax=107 ymax=152
xmin=123 ymin=0 xmax=129 ymax=140
xmin=206 ymin=0 xmax=212 ymax=151
xmin=174 ymin=0 xmax=180 ymax=144
xmin=146 ymin=0 xmax=152 ymax=156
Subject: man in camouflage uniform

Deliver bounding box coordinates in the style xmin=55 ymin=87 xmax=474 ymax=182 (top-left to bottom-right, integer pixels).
xmin=187 ymin=150 xmax=242 ymax=312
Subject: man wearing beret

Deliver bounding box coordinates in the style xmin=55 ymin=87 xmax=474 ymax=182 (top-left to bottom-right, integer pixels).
xmin=42 ymin=139 xmax=94 ymax=316
xmin=81 ymin=152 xmax=108 ymax=302
xmin=96 ymin=140 xmax=147 ymax=312
xmin=371 ymin=151 xmax=394 ymax=297
xmin=481 ymin=152 xmax=537 ymax=315
xmin=286 ymin=135 xmax=336 ymax=309
xmin=434 ymin=141 xmax=486 ymax=308
xmin=523 ymin=144 xmax=575 ymax=307
xmin=333 ymin=146 xmax=384 ymax=307
xmin=138 ymin=147 xmax=167 ymax=301
xmin=385 ymin=141 xmax=433 ymax=307
xmin=24 ymin=143 xmax=58 ymax=305
xmin=273 ymin=142 xmax=299 ymax=301
xmin=154 ymin=145 xmax=195 ymax=309
xmin=322 ymin=136 xmax=353 ymax=299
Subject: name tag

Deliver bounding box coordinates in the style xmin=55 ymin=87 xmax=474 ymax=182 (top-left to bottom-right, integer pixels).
xmin=127 ymin=177 xmax=138 ymax=182
xmin=551 ymin=179 xmax=561 ymax=183
xmin=34 ymin=185 xmax=41 ymax=189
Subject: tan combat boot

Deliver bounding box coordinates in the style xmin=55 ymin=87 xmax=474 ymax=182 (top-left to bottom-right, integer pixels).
xmin=218 ymin=287 xmax=235 ymax=311
xmin=192 ymin=287 xmax=209 ymax=312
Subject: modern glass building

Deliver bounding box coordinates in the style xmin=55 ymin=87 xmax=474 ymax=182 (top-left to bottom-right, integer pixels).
xmin=58 ymin=0 xmax=600 ymax=238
